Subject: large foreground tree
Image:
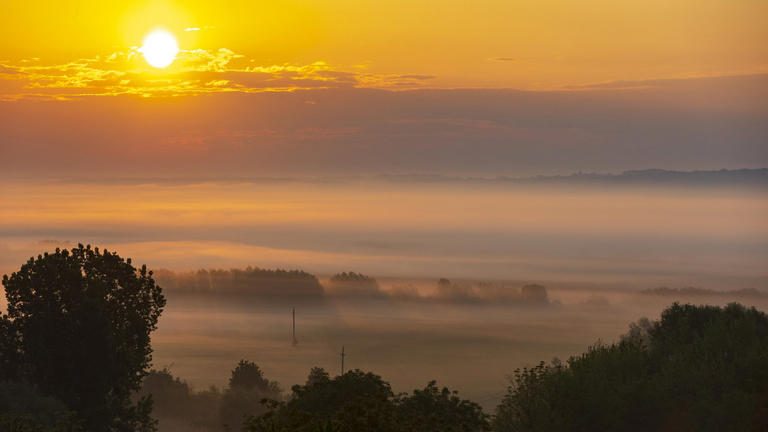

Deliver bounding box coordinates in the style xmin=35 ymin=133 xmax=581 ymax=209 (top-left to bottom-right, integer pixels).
xmin=1 ymin=245 xmax=166 ymax=431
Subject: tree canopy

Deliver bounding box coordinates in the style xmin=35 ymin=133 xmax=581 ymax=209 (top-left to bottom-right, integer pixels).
xmin=394 ymin=381 xmax=490 ymax=432
xmin=247 ymin=369 xmax=488 ymax=432
xmin=0 ymin=245 xmax=166 ymax=431
xmin=494 ymin=303 xmax=768 ymax=432
xmin=220 ymin=360 xmax=282 ymax=430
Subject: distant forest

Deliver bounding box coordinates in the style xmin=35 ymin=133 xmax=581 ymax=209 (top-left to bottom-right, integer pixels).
xmin=153 ymin=268 xmax=554 ymax=305
xmin=360 ymin=168 xmax=768 ymax=188
xmin=1 ymin=246 xmax=767 ymax=431
xmin=72 ymin=168 xmax=768 ymax=188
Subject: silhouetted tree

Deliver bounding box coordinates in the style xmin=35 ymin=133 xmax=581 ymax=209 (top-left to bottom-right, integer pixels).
xmin=494 ymin=303 xmax=768 ymax=432
xmin=395 ymin=381 xmax=490 ymax=432
xmin=305 ymin=367 xmax=331 ymax=387
xmin=0 ymin=245 xmax=166 ymax=431
xmin=248 ymin=369 xmax=397 ymax=432
xmin=153 ymin=267 xmax=325 ymax=304
xmin=247 ymin=369 xmax=490 ymax=432
xmin=327 ymin=272 xmax=383 ymax=298
xmin=0 ymin=314 xmax=19 ymax=381
xmin=137 ymin=369 xmax=221 ymax=431
xmin=220 ymin=360 xmax=281 ymax=430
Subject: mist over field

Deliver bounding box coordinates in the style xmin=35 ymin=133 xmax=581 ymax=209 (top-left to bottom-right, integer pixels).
xmin=2 ymin=175 xmax=765 ymax=287
xmin=148 ymin=269 xmax=768 ymax=412
xmin=1 ymin=174 xmax=765 ymax=415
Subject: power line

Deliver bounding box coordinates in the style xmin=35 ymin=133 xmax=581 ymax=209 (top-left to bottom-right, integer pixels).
xmin=292 ymin=307 xmax=298 ymax=346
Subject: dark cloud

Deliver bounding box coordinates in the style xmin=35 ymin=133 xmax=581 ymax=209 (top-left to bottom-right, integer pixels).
xmin=0 ymin=74 xmax=766 ymax=177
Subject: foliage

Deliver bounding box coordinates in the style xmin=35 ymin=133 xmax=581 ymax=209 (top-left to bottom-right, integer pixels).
xmin=394 ymin=381 xmax=490 ymax=432
xmin=0 ymin=415 xmax=80 ymax=432
xmin=305 ymin=367 xmax=331 ymax=387
xmin=0 ymin=381 xmax=82 ymax=432
xmin=248 ymin=369 xmax=397 ymax=432
xmin=137 ymin=369 xmax=222 ymax=431
xmin=229 ymin=361 xmax=281 ymax=393
xmin=0 ymin=245 xmax=166 ymax=431
xmin=152 ymin=267 xmax=325 ymax=305
xmin=0 ymin=315 xmax=19 ymax=381
xmin=494 ymin=303 xmax=768 ymax=432
xmin=247 ymin=370 xmax=489 ymax=432
xmin=220 ymin=360 xmax=282 ymax=431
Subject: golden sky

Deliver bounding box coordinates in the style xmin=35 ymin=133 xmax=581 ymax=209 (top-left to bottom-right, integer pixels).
xmin=0 ymin=1 xmax=767 ymax=297
xmin=1 ymin=1 xmax=766 ymax=177
xmin=2 ymin=0 xmax=767 ymax=98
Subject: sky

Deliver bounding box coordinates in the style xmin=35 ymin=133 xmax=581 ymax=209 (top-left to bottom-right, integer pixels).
xmin=0 ymin=1 xmax=766 ymax=281
xmin=1 ymin=0 xmax=767 ymax=178
xmin=2 ymin=0 xmax=768 ymax=89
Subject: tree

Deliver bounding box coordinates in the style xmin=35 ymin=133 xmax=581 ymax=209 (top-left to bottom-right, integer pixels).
xmin=220 ymin=360 xmax=281 ymax=430
xmin=248 ymin=369 xmax=397 ymax=432
xmin=247 ymin=369 xmax=491 ymax=432
xmin=1 ymin=245 xmax=166 ymax=431
xmin=0 ymin=381 xmax=83 ymax=432
xmin=138 ymin=369 xmax=193 ymax=420
xmin=305 ymin=367 xmax=331 ymax=387
xmin=0 ymin=314 xmax=19 ymax=381
xmin=494 ymin=303 xmax=768 ymax=432
xmin=229 ymin=360 xmax=280 ymax=393
xmin=137 ymin=369 xmax=222 ymax=431
xmin=395 ymin=381 xmax=490 ymax=432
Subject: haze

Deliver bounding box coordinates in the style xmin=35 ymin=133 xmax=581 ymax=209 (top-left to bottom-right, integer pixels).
xmin=1 ymin=1 xmax=767 ymax=429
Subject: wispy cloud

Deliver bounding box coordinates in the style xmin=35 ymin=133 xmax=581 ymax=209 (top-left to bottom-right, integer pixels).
xmin=0 ymin=47 xmax=431 ymax=100
xmin=563 ymin=72 xmax=768 ymax=91
xmin=356 ymin=73 xmax=436 ymax=88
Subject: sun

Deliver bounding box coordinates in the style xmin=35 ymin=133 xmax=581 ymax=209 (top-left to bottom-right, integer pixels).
xmin=140 ymin=30 xmax=179 ymax=68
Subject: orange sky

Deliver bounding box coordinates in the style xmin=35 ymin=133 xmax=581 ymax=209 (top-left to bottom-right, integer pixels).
xmin=0 ymin=1 xmax=766 ymax=176
xmin=1 ymin=0 xmax=767 ymax=99
xmin=0 ymin=2 xmax=766 ymax=294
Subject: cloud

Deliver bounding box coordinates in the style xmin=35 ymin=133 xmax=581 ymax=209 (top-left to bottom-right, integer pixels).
xmin=356 ymin=73 xmax=439 ymax=89
xmin=0 ymin=48 xmax=422 ymax=100
xmin=184 ymin=25 xmax=215 ymax=32
xmin=564 ymin=73 xmax=768 ymax=91
xmin=0 ymin=73 xmax=765 ymax=177
xmin=0 ymin=65 xmax=22 ymax=75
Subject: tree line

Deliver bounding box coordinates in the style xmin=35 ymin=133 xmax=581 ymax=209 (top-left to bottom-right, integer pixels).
xmin=1 ymin=246 xmax=766 ymax=431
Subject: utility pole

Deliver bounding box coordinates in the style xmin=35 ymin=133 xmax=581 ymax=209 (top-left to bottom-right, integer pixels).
xmin=292 ymin=308 xmax=298 ymax=346
xmin=340 ymin=346 xmax=346 ymax=375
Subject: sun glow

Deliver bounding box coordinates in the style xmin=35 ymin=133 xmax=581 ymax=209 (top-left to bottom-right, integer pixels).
xmin=140 ymin=29 xmax=179 ymax=68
